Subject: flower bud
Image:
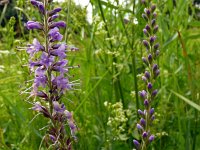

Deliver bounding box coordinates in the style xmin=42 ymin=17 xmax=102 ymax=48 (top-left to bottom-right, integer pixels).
xmin=148 ymin=54 xmax=153 ymax=64
xmin=138 ymin=109 xmax=144 ymax=116
xmin=50 ymin=21 xmax=66 ymax=29
xmin=139 ymin=90 xmax=147 ymax=99
xmin=147 ymin=82 xmax=153 ymax=90
xmin=142 ymin=76 xmax=147 ymax=82
xmin=143 ymin=28 xmax=149 ymax=37
xmin=133 ymin=140 xmax=141 ymax=149
xmin=142 ymin=13 xmax=148 ymax=21
xmin=153 ymin=25 xmax=159 ymax=34
xmin=26 ymin=21 xmax=43 ymax=30
xmin=38 ymin=2 xmax=45 ymax=14
xmin=150 ymin=108 xmax=154 ymax=115
xmin=154 ymin=69 xmax=160 ymax=77
xmin=154 ymin=43 xmax=159 ymax=50
xmin=149 ymin=135 xmax=155 ymax=142
xmin=145 ymin=8 xmax=151 ymax=17
xmin=142 ymin=131 xmax=148 ymax=138
xmin=142 ymin=57 xmax=148 ymax=66
xmin=151 ymin=19 xmax=156 ymax=27
xmin=140 ymin=118 xmax=146 ymax=126
xmin=144 ymin=71 xmax=150 ymax=79
xmin=49 ymin=8 xmax=62 ymax=16
xmin=143 ymin=40 xmax=149 ymax=50
xmin=144 ymin=99 xmax=149 ymax=107
xmin=150 ymin=36 xmax=156 ymax=45
xmin=152 ymin=64 xmax=158 ymax=72
xmin=137 ymin=123 xmax=143 ymax=131
xmin=152 ymin=89 xmax=158 ymax=98
xmin=155 ymin=50 xmax=160 ymax=57
xmin=145 ymin=24 xmax=151 ymax=32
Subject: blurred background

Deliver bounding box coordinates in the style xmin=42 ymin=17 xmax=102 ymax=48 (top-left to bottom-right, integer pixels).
xmin=0 ymin=0 xmax=200 ymax=149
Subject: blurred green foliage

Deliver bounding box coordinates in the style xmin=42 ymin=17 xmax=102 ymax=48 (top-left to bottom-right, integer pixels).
xmin=0 ymin=0 xmax=200 ymax=149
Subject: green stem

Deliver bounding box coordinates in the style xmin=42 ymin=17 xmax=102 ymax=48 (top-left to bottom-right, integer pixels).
xmin=97 ymin=0 xmax=124 ymax=104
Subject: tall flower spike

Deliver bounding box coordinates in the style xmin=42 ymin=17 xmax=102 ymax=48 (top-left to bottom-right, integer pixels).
xmin=133 ymin=1 xmax=160 ymax=149
xmin=25 ymin=0 xmax=79 ymax=149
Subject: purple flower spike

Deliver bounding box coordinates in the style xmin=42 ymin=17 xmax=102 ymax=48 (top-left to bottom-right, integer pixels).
xmin=133 ymin=140 xmax=141 ymax=150
xmin=27 ymin=21 xmax=43 ymax=30
xmin=139 ymin=90 xmax=147 ymax=99
xmin=149 ymin=135 xmax=155 ymax=142
xmin=50 ymin=21 xmax=66 ymax=29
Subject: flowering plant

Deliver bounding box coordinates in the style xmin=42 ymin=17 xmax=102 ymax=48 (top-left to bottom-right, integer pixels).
xmin=24 ymin=0 xmax=79 ymax=149
xmin=133 ymin=0 xmax=160 ymax=149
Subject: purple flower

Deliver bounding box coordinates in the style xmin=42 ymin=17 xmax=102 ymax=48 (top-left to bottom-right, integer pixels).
xmin=26 ymin=21 xmax=43 ymax=30
xmin=52 ymin=59 xmax=68 ymax=74
xmin=49 ymin=27 xmax=63 ymax=42
xmin=50 ymin=44 xmax=66 ymax=60
xmin=38 ymin=2 xmax=45 ymax=14
xmin=40 ymin=53 xmax=54 ymax=68
xmin=27 ymin=38 xmax=44 ymax=57
xmin=133 ymin=140 xmax=140 ymax=150
xmin=52 ymin=75 xmax=71 ymax=93
xmin=139 ymin=90 xmax=147 ymax=99
xmin=30 ymin=0 xmax=39 ymax=7
xmin=49 ymin=7 xmax=62 ymax=16
xmin=50 ymin=21 xmax=66 ymax=29
xmin=149 ymin=135 xmax=155 ymax=142
xmin=34 ymin=67 xmax=47 ymax=89
xmin=53 ymin=101 xmax=66 ymax=113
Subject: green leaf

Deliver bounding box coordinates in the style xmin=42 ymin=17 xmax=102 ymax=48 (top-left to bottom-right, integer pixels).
xmin=170 ymin=90 xmax=200 ymax=111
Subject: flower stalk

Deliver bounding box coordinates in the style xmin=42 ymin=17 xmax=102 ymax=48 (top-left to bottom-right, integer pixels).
xmin=133 ymin=0 xmax=160 ymax=150
xmin=25 ymin=0 xmax=79 ymax=149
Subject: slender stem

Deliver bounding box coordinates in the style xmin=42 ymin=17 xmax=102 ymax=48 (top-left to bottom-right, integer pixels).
xmin=97 ymin=0 xmax=124 ymax=104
